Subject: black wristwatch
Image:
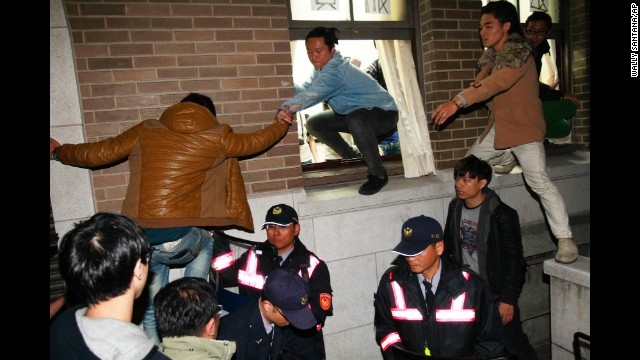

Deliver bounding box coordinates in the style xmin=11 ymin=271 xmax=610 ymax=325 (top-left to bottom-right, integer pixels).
xmin=52 ymin=148 xmax=59 ymax=161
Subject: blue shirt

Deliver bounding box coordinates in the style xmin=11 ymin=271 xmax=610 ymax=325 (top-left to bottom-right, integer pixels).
xmin=281 ymin=50 xmax=398 ymax=115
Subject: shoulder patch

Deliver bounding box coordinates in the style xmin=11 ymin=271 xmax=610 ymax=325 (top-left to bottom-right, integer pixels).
xmin=320 ymin=293 xmax=332 ymax=311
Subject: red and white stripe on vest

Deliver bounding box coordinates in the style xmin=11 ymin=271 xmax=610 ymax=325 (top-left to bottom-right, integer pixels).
xmin=380 ymin=270 xmax=476 ymax=351
xmin=435 ymin=270 xmax=475 ymax=323
xmin=235 ymin=247 xmax=320 ymax=290
xmin=211 ymin=251 xmax=235 ymax=271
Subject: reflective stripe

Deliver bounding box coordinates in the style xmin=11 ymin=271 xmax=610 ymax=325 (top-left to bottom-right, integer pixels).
xmin=391 ymin=308 xmax=424 ymax=320
xmin=381 ymin=332 xmax=401 ymax=351
xmin=238 ymin=250 xmax=321 ymax=290
xmin=435 ymin=291 xmax=476 ymax=322
xmin=389 ymin=279 xmax=423 ymax=321
xmin=238 ymin=249 xmax=265 ymax=289
xmin=297 ymin=255 xmax=321 ymax=278
xmin=308 ymin=256 xmax=320 ymax=277
xmin=389 ymin=270 xmax=476 ymax=323
xmin=391 ymin=281 xmax=407 ymax=308
xmin=211 ymin=251 xmax=235 ymax=271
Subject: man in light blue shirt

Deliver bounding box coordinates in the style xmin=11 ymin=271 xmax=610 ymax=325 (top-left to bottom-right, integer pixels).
xmin=277 ymin=26 xmax=399 ymax=195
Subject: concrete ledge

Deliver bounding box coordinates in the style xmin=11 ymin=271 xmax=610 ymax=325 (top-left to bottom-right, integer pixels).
xmin=544 ymin=256 xmax=591 ymax=288
xmin=198 ymin=152 xmax=590 ymax=360
xmin=544 ymin=256 xmax=591 ymax=360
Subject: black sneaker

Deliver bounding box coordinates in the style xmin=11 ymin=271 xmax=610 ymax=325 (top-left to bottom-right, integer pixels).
xmin=358 ymin=174 xmax=388 ymax=195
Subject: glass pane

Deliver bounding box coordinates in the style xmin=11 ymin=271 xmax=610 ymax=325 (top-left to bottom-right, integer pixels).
xmin=353 ymin=0 xmax=407 ymax=21
xmin=481 ymin=0 xmax=519 ymax=11
xmin=481 ymin=0 xmax=559 ymax=25
xmin=519 ymin=0 xmax=559 ymax=23
xmin=291 ymin=0 xmax=352 ymax=21
xmin=539 ymin=39 xmax=558 ymax=89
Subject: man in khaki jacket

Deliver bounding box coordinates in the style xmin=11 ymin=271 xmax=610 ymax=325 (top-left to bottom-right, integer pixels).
xmin=431 ymin=2 xmax=578 ymax=265
xmin=50 ymin=92 xmax=291 ymax=343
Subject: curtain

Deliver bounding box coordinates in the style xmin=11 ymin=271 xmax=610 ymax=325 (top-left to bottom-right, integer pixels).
xmin=376 ymin=40 xmax=436 ymax=177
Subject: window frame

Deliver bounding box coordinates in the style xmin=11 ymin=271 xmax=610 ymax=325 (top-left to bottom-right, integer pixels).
xmin=286 ymin=1 xmax=420 ymax=178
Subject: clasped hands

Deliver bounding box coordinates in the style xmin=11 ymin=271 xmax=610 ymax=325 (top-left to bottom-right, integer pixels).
xmin=274 ymin=104 xmax=302 ymax=126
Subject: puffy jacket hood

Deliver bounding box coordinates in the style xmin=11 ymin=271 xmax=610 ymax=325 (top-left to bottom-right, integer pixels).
xmin=159 ymin=102 xmax=219 ymax=134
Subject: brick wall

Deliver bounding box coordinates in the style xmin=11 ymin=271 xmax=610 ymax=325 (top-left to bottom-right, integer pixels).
xmin=62 ymin=0 xmax=590 ymax=210
xmin=569 ymin=0 xmax=590 ymax=149
xmin=420 ymin=0 xmax=486 ymax=170
xmin=421 ymin=0 xmax=591 ymax=168
xmin=63 ymin=0 xmax=301 ymax=213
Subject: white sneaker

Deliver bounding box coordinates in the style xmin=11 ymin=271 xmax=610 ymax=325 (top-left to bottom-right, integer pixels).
xmin=555 ymin=238 xmax=578 ymax=264
xmin=494 ymin=161 xmax=518 ymax=174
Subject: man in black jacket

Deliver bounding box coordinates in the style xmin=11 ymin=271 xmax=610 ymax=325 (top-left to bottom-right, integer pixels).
xmin=213 ymin=204 xmax=333 ymax=359
xmin=443 ymin=155 xmax=538 ymax=360
xmin=374 ymin=215 xmax=504 ymax=359
xmin=524 ymin=11 xmax=579 ymax=141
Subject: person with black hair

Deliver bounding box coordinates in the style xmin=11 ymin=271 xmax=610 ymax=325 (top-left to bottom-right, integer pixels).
xmin=50 ymin=212 xmax=170 ymax=359
xmin=524 ymin=11 xmax=578 ymax=140
xmin=493 ymin=11 xmax=580 ymax=174
xmin=443 ymin=155 xmax=538 ymax=359
xmin=431 ymin=1 xmax=579 ymax=265
xmin=50 ymin=92 xmax=292 ymax=343
xmin=154 ymin=277 xmax=236 ymax=359
xmin=275 ymin=26 xmax=399 ymax=195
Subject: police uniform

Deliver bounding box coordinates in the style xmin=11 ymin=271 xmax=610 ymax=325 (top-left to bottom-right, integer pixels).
xmin=217 ymin=300 xmax=284 ymax=360
xmin=214 ymin=205 xmax=333 ymax=360
xmin=373 ymin=215 xmax=505 ymax=359
xmin=218 ymin=268 xmax=317 ymax=360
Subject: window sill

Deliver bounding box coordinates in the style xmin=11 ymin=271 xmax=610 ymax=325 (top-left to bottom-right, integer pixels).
xmin=301 ymin=157 xmax=404 ymax=188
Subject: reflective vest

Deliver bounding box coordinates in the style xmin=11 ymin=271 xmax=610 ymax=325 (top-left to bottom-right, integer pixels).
xmin=234 ymin=247 xmax=320 ymax=290
xmin=381 ymin=270 xmax=476 ymax=351
xmin=211 ymin=251 xmax=235 ymax=271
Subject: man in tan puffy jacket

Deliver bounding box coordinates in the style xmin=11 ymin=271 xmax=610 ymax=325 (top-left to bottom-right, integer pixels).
xmin=50 ymin=93 xmax=291 ymax=343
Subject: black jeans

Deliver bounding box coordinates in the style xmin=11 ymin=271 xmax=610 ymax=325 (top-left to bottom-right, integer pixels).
xmin=503 ymin=305 xmax=539 ymax=360
xmin=305 ymin=107 xmax=399 ymax=177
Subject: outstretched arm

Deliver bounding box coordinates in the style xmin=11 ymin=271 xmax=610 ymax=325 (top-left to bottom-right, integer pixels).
xmin=432 ymin=97 xmax=464 ymax=126
xmin=50 ymin=137 xmax=61 ymax=160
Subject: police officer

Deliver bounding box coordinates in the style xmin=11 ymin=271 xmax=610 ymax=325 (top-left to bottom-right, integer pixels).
xmin=214 ymin=204 xmax=333 ymax=360
xmin=373 ymin=215 xmax=505 ymax=359
xmin=218 ymin=268 xmax=317 ymax=360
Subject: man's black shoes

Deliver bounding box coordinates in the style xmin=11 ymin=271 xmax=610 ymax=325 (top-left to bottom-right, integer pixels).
xmin=358 ymin=173 xmax=388 ymax=195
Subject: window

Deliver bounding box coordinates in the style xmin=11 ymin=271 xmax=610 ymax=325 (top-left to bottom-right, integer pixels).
xmin=286 ymin=0 xmax=418 ymax=179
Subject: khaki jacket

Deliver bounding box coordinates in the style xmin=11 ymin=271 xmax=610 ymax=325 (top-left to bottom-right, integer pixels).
xmin=56 ymin=102 xmax=288 ymax=231
xmin=159 ymin=336 xmax=236 ymax=360
xmin=460 ymin=33 xmax=546 ymax=149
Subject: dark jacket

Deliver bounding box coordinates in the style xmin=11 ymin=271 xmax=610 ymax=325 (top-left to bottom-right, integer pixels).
xmin=443 ymin=188 xmax=526 ymax=306
xmin=374 ymin=257 xmax=505 ymax=359
xmin=218 ymin=300 xmax=285 ymax=360
xmin=55 ymin=102 xmax=288 ymax=231
xmin=216 ymin=237 xmax=333 ymax=360
xmin=533 ymin=40 xmax=563 ymax=101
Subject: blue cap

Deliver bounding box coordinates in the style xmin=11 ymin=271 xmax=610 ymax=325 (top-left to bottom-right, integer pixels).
xmin=262 ymin=204 xmax=299 ymax=229
xmin=392 ymin=216 xmax=443 ymax=257
xmin=264 ymin=268 xmax=316 ymax=330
